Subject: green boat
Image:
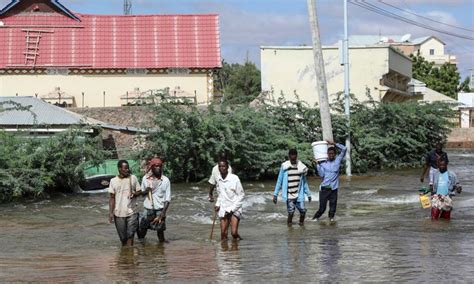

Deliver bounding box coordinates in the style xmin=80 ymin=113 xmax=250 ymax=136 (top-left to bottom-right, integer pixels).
xmin=82 ymin=159 xmax=141 ymax=191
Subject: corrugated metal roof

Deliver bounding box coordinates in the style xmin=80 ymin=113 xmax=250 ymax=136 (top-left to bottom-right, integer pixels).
xmin=0 ymin=2 xmax=221 ymax=69
xmin=0 ymin=96 xmax=100 ymax=126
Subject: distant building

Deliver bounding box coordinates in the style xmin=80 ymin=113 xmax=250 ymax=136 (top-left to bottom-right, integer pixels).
xmin=261 ymin=45 xmax=415 ymax=104
xmin=0 ymin=0 xmax=221 ymax=107
xmin=458 ymin=93 xmax=474 ymax=128
xmin=470 ymin=69 xmax=474 ymax=90
xmin=345 ymin=35 xmax=457 ymax=66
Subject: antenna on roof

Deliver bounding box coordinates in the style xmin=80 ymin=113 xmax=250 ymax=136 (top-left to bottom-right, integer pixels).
xmin=124 ymin=0 xmax=132 ymax=15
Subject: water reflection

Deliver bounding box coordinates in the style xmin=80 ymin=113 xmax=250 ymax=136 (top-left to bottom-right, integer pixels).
xmin=319 ymin=238 xmax=341 ymax=283
xmin=221 ymin=239 xmax=240 ymax=252
xmin=217 ymin=240 xmax=242 ymax=282
xmin=112 ymin=247 xmax=140 ymax=280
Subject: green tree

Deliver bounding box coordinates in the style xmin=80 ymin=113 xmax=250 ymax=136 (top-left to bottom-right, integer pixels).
xmin=216 ymin=60 xmax=261 ymax=104
xmin=139 ymin=93 xmax=455 ymax=181
xmin=411 ymin=54 xmax=461 ymax=99
xmin=458 ymin=76 xmax=472 ymax=93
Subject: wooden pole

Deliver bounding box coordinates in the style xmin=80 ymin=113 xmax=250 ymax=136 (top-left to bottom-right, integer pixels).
xmin=307 ymin=0 xmax=333 ymax=142
xmin=210 ymin=207 xmax=217 ymax=240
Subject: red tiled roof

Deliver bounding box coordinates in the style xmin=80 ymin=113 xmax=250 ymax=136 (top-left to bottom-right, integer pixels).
xmin=0 ymin=13 xmax=221 ymax=69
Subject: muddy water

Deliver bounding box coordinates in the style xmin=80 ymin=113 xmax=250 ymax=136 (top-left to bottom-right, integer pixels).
xmin=1 ymin=151 xmax=473 ymax=282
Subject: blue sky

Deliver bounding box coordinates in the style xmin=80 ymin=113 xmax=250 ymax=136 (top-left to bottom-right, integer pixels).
xmin=1 ymin=0 xmax=473 ymax=78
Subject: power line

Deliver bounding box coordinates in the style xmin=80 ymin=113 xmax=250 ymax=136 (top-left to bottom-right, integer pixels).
xmin=348 ymin=0 xmax=474 ymax=41
xmin=379 ymin=0 xmax=474 ymax=32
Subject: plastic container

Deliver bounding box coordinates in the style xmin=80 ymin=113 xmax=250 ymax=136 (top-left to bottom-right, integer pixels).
xmin=419 ymin=193 xmax=431 ymax=209
xmin=311 ymin=141 xmax=328 ymax=162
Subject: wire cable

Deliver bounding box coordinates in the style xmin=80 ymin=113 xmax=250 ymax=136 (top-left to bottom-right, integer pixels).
xmin=349 ymin=0 xmax=474 ymax=40
xmin=379 ymin=0 xmax=474 ymax=32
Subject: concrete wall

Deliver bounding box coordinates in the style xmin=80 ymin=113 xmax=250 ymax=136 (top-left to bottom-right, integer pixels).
xmin=447 ymin=127 xmax=474 ymax=148
xmin=389 ymin=49 xmax=412 ymax=77
xmin=0 ymin=73 xmax=209 ymax=107
xmin=70 ymin=106 xmax=155 ymax=158
xmin=458 ymin=92 xmax=474 ymax=107
xmin=261 ymin=46 xmax=412 ymax=104
xmin=421 ymin=88 xmax=457 ymax=103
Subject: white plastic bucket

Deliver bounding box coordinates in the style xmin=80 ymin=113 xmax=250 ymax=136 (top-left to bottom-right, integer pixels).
xmin=311 ymin=141 xmax=328 ymax=162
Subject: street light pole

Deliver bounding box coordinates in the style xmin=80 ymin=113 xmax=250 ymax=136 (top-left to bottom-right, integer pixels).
xmin=343 ymin=0 xmax=352 ymax=176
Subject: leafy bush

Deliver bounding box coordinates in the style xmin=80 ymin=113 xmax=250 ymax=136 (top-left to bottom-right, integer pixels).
xmin=0 ymin=128 xmax=108 ymax=202
xmin=139 ymin=95 xmax=456 ymax=181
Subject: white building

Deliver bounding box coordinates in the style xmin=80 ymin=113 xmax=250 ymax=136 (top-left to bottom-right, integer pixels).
xmin=345 ymin=35 xmax=457 ymax=66
xmin=261 ymin=45 xmax=415 ymax=105
xmin=458 ymin=92 xmax=474 ymax=128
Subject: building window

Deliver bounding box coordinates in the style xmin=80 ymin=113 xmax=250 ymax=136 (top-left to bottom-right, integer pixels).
xmin=429 ymin=49 xmax=434 ymax=55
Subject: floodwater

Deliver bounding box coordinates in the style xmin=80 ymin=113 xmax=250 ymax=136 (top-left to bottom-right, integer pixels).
xmin=1 ymin=150 xmax=473 ymax=282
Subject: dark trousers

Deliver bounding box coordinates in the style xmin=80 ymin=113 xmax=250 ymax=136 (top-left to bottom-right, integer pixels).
xmin=314 ymin=188 xmax=338 ymax=219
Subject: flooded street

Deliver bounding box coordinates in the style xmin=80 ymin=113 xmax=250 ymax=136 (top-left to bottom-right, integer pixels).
xmin=1 ymin=150 xmax=473 ymax=282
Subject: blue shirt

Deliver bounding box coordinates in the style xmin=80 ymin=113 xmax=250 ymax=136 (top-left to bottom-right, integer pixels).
xmin=436 ymin=172 xmax=449 ymax=195
xmin=274 ymin=160 xmax=311 ymax=202
xmin=316 ymin=143 xmax=347 ymax=190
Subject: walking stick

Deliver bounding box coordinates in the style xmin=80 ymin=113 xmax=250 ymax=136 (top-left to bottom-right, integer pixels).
xmin=210 ymin=206 xmax=217 ymax=240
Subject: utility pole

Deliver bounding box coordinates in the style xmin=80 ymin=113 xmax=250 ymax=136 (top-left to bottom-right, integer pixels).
xmin=124 ymin=0 xmax=132 ymax=15
xmin=343 ymin=0 xmax=352 ymax=176
xmin=307 ymin=0 xmax=333 ymax=142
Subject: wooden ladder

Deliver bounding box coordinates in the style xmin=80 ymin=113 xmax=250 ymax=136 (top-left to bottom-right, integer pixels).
xmin=22 ymin=29 xmax=53 ymax=67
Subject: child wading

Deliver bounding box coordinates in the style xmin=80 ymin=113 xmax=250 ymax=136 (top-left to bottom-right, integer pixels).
xmin=273 ymin=149 xmax=312 ymax=226
xmin=137 ymin=158 xmax=171 ymax=243
xmin=430 ymin=158 xmax=462 ymax=220
xmin=215 ymin=159 xmax=245 ymax=241
xmin=312 ymin=141 xmax=346 ymax=222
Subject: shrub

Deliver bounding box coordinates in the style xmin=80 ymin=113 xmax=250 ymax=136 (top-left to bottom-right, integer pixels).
xmin=139 ymin=95 xmax=455 ymax=181
xmin=0 ymin=128 xmax=108 ymax=202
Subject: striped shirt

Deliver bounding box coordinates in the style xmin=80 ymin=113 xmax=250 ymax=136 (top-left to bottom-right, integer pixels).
xmin=287 ymin=164 xmax=301 ymax=199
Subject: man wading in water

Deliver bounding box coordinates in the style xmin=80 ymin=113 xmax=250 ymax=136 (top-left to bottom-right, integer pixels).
xmin=215 ymin=160 xmax=245 ymax=241
xmin=273 ymin=149 xmax=312 ymax=226
xmin=208 ymin=153 xmax=232 ymax=203
xmin=108 ymin=160 xmax=142 ymax=246
xmin=312 ymin=141 xmax=347 ymax=222
xmin=137 ymin=158 xmax=171 ymax=243
xmin=420 ymin=142 xmax=449 ymax=186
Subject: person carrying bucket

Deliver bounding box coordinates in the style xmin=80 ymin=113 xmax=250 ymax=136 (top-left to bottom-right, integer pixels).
xmin=273 ymin=149 xmax=312 ymax=226
xmin=137 ymin=158 xmax=171 ymax=243
xmin=312 ymin=141 xmax=346 ymax=222
xmin=430 ymin=158 xmax=462 ymax=220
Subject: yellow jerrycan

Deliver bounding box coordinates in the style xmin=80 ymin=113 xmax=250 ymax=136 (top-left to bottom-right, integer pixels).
xmin=418 ymin=187 xmax=431 ymax=209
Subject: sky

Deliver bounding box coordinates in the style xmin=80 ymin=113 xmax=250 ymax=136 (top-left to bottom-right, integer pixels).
xmin=1 ymin=0 xmax=473 ymax=78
